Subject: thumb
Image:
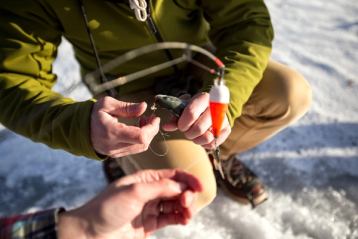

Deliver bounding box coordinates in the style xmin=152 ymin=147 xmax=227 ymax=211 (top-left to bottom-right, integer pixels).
xmin=116 ymin=101 xmax=147 ymax=118
xmin=99 ymin=97 xmax=147 ymax=118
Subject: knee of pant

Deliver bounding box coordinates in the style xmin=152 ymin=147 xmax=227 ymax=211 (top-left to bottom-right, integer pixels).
xmin=195 ymin=177 xmax=217 ymax=211
xmin=276 ymin=68 xmax=312 ymax=123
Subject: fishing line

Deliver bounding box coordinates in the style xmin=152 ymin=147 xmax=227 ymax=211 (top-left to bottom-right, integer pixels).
xmin=145 ymin=103 xmax=170 ymax=157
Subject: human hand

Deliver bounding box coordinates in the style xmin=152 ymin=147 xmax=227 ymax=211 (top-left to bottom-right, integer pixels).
xmin=162 ymin=92 xmax=231 ymax=149
xmin=58 ymin=169 xmax=203 ymax=239
xmin=90 ymin=96 xmax=160 ymax=158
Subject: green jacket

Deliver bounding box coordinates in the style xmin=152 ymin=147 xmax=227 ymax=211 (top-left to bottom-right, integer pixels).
xmin=0 ymin=0 xmax=273 ymax=159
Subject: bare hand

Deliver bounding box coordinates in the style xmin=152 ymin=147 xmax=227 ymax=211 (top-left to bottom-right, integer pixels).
xmin=162 ymin=92 xmax=231 ymax=149
xmin=91 ymin=96 xmax=160 ymax=158
xmin=58 ymin=169 xmax=203 ymax=239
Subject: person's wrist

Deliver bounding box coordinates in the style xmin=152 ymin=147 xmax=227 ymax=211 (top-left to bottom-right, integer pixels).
xmin=57 ymin=208 xmax=92 ymax=239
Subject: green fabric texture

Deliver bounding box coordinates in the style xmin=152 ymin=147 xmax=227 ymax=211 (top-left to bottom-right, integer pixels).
xmin=0 ymin=0 xmax=273 ymax=159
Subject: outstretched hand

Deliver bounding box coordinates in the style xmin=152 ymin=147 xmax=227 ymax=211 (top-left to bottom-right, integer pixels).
xmin=58 ymin=169 xmax=203 ymax=239
xmin=90 ymin=96 xmax=160 ymax=158
xmin=162 ymin=92 xmax=231 ymax=149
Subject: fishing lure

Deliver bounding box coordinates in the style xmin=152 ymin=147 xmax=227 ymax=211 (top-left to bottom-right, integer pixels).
xmin=153 ymin=94 xmax=187 ymax=117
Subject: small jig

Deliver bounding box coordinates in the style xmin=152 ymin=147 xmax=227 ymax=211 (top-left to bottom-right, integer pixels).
xmin=153 ymin=94 xmax=187 ymax=117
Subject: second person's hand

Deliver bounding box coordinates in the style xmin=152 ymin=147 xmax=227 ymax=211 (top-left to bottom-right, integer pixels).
xmin=58 ymin=169 xmax=203 ymax=239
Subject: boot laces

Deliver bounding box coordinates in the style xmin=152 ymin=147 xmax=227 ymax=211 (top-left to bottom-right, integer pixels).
xmin=224 ymin=157 xmax=255 ymax=188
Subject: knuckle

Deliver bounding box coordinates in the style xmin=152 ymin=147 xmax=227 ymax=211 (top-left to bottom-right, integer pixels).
xmin=191 ymin=124 xmax=206 ymax=136
xmin=179 ymin=114 xmax=195 ymax=131
xmin=136 ymin=143 xmax=148 ymax=153
xmin=184 ymin=131 xmax=194 ymax=139
xmin=137 ymin=133 xmax=147 ymax=145
xmin=205 ymin=132 xmax=213 ymax=141
xmin=202 ymin=134 xmax=212 ymax=143
xmin=142 ymin=143 xmax=149 ymax=151
xmin=193 ymin=137 xmax=205 ymax=145
xmin=186 ymin=107 xmax=197 ymax=120
xmin=194 ymin=92 xmax=209 ymax=100
xmin=204 ymin=143 xmax=215 ymax=150
xmin=102 ymin=96 xmax=112 ymax=105
xmin=194 ymin=133 xmax=213 ymax=146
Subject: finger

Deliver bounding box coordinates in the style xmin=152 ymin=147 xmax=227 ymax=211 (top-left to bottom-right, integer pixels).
xmin=115 ymin=169 xmax=202 ymax=192
xmin=192 ymin=130 xmax=215 ymax=146
xmin=202 ymin=141 xmax=216 ymax=150
xmin=138 ymin=115 xmax=159 ymax=127
xmin=98 ymin=96 xmax=147 ymax=118
xmin=136 ymin=179 xmax=188 ymax=202
xmin=107 ymin=143 xmax=149 ymax=158
xmin=201 ymin=124 xmax=231 ymax=149
xmin=110 ymin=178 xmax=187 ymax=204
xmin=160 ymin=199 xmax=184 ymax=214
xmin=172 ymin=170 xmax=203 ymax=192
xmin=215 ymin=125 xmax=231 ymax=146
xmin=143 ymin=199 xmax=183 ymax=217
xmin=183 ymin=206 xmax=194 ymax=223
xmin=143 ymin=213 xmax=188 ymax=236
xmin=139 ymin=116 xmax=161 ymax=141
xmin=178 ymin=93 xmax=209 ymax=132
xmin=112 ymin=117 xmax=160 ymax=144
xmin=184 ymin=108 xmax=212 ymax=139
xmin=111 ymin=125 xmax=145 ymax=144
xmin=141 ymin=199 xmax=162 ymax=216
xmin=161 ymin=116 xmax=178 ymax=132
xmin=115 ymin=169 xmax=178 ymax=186
xmin=180 ymin=190 xmax=196 ymax=208
xmin=156 ymin=212 xmax=191 ymax=229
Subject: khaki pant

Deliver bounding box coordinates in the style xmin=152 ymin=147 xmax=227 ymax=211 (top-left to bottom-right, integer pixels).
xmin=114 ymin=60 xmax=312 ymax=210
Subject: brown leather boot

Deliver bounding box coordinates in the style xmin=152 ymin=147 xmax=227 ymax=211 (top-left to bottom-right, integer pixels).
xmin=212 ymin=154 xmax=268 ymax=208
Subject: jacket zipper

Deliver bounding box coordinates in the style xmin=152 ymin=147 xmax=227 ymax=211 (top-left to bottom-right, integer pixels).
xmin=146 ymin=0 xmax=179 ymax=73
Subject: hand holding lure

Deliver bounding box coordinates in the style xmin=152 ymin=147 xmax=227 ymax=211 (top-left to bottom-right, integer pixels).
xmin=154 ymin=74 xmax=229 ymax=179
xmin=154 ymin=85 xmax=229 ymax=179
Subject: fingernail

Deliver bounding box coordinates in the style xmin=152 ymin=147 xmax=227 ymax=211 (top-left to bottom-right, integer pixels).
xmin=177 ymin=182 xmax=187 ymax=192
xmin=186 ymin=192 xmax=196 ymax=207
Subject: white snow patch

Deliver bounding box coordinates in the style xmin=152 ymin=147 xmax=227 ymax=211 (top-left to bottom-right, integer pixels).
xmin=0 ymin=0 xmax=357 ymax=238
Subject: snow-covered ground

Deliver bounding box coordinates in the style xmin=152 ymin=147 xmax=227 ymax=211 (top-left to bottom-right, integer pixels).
xmin=1 ymin=0 xmax=357 ymax=238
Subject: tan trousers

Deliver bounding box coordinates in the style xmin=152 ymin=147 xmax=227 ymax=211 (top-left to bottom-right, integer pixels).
xmin=115 ymin=60 xmax=312 ymax=210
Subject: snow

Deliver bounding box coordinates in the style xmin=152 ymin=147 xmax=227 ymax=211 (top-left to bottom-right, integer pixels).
xmin=1 ymin=0 xmax=358 ymax=238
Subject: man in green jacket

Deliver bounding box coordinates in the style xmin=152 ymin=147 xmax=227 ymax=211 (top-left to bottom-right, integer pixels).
xmin=0 ymin=0 xmax=311 ymax=210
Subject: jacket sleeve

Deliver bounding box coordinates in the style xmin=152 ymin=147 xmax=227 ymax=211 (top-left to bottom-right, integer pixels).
xmin=200 ymin=0 xmax=274 ymax=126
xmin=0 ymin=4 xmax=100 ymax=159
xmin=0 ymin=208 xmax=64 ymax=239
